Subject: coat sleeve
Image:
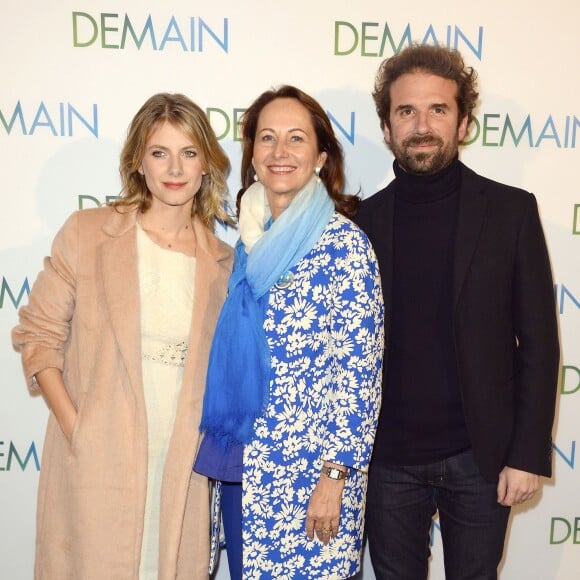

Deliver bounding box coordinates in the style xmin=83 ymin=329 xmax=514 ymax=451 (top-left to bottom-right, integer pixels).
xmin=320 ymin=224 xmax=384 ymax=472
xmin=505 ymin=193 xmax=560 ymax=476
xmin=12 ymin=212 xmax=80 ymax=392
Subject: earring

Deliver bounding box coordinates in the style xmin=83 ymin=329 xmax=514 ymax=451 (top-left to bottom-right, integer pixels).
xmin=314 ymin=167 xmax=321 ymax=182
xmin=253 ymin=172 xmax=259 ymax=182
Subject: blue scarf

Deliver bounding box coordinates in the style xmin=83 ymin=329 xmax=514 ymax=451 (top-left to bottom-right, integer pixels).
xmin=200 ymin=176 xmax=335 ymax=449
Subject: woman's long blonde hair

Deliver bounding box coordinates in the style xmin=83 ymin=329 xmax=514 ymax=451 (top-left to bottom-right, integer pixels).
xmin=114 ymin=93 xmax=234 ymax=229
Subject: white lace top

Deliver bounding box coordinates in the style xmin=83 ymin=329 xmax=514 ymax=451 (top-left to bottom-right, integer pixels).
xmin=136 ymin=223 xmax=196 ymax=579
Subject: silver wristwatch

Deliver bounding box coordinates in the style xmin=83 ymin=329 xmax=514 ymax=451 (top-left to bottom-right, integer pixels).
xmin=321 ymin=466 xmax=348 ymax=480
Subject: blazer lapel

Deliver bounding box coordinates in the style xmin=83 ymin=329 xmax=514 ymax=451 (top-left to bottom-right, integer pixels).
xmin=100 ymin=209 xmax=143 ymax=396
xmin=452 ymin=166 xmax=488 ymax=310
xmin=380 ymin=191 xmax=395 ymax=323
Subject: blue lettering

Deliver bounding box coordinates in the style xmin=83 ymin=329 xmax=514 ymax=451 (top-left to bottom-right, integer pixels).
xmin=421 ymin=24 xmax=439 ymax=46
xmin=501 ymin=114 xmax=534 ymax=147
xmin=327 ymin=111 xmax=356 ymax=145
xmin=0 ymin=101 xmax=27 ymax=134
xmin=556 ymin=284 xmax=580 ymax=314
xmin=535 ymin=115 xmax=562 ymax=147
xmin=553 ymin=441 xmax=576 ymax=469
xmin=429 ymin=520 xmax=441 ymax=546
xmin=0 ymin=102 xmax=98 ymax=137
xmin=159 ymin=16 xmax=187 ymax=51
xmin=198 ymin=17 xmax=229 ymax=52
xmin=379 ymin=23 xmax=412 ymax=55
xmin=30 ymin=102 xmax=58 ymax=136
xmin=0 ymin=441 xmax=40 ymax=472
xmin=67 ymin=103 xmax=98 ymax=137
xmin=121 ymin=15 xmax=157 ymax=50
xmin=0 ymin=277 xmax=30 ymax=309
xmin=454 ymin=25 xmax=483 ymax=60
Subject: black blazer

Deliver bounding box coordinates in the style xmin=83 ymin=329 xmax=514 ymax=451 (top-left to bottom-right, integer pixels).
xmin=356 ymin=162 xmax=560 ymax=481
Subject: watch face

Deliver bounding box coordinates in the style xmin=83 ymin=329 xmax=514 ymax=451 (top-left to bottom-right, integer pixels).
xmin=321 ymin=466 xmax=347 ymax=480
xmin=324 ymin=467 xmax=343 ymax=479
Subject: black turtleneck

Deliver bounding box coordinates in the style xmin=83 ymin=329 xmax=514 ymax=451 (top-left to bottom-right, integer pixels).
xmin=374 ymin=157 xmax=471 ymax=466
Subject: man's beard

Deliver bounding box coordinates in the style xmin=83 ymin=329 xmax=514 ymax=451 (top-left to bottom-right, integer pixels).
xmin=389 ymin=133 xmax=457 ymax=175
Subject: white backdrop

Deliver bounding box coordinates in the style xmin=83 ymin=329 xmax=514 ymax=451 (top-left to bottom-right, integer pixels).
xmin=1 ymin=1 xmax=579 ymax=578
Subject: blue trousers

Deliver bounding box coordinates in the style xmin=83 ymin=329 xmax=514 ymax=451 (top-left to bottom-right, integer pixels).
xmin=221 ymin=482 xmax=243 ymax=580
xmin=366 ymin=450 xmax=510 ymax=580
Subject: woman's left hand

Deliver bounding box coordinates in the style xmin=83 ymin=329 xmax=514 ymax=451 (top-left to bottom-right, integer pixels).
xmin=305 ymin=472 xmax=345 ymax=545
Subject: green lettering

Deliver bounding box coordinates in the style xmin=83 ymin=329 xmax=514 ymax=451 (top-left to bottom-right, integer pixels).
xmin=206 ymin=108 xmax=230 ymax=140
xmin=361 ymin=22 xmax=378 ymax=57
xmin=561 ymin=366 xmax=580 ymax=394
xmin=482 ymin=113 xmax=500 ymax=146
xmin=334 ymin=21 xmax=358 ymax=56
xmin=100 ymin=13 xmax=119 ymax=49
xmin=72 ymin=12 xmax=98 ymax=47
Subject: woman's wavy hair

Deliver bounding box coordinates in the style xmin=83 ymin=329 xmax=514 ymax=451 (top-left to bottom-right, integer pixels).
xmin=238 ymin=85 xmax=359 ymax=218
xmin=113 ymin=93 xmax=234 ymax=229
xmin=373 ymin=44 xmax=479 ymax=140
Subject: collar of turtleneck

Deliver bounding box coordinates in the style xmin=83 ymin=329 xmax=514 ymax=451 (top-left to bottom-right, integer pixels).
xmin=394 ymin=156 xmax=462 ymax=203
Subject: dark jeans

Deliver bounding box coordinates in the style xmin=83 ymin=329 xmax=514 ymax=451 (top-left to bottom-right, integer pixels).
xmin=366 ymin=450 xmax=510 ymax=580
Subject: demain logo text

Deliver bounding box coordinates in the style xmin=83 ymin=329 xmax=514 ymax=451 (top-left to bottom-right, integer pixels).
xmin=0 ymin=101 xmax=98 ymax=137
xmin=466 ymin=113 xmax=579 ymax=149
xmin=0 ymin=103 xmax=355 ymax=144
xmin=207 ymin=107 xmax=356 ymax=145
xmin=72 ymin=12 xmax=229 ymax=53
xmin=334 ymin=21 xmax=484 ymax=60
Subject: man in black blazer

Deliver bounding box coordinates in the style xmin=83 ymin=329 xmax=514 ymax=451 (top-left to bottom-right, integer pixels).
xmin=356 ymin=44 xmax=559 ymax=579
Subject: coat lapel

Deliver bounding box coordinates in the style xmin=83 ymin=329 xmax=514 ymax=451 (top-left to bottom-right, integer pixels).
xmin=100 ymin=209 xmax=143 ymax=397
xmin=452 ymin=166 xmax=488 ymax=310
xmin=181 ymin=217 xmax=232 ymax=394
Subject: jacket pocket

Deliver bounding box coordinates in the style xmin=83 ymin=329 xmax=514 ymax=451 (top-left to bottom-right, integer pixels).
xmin=69 ymin=391 xmax=88 ymax=454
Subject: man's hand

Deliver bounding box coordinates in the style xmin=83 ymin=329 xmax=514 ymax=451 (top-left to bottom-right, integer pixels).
xmin=497 ymin=466 xmax=539 ymax=506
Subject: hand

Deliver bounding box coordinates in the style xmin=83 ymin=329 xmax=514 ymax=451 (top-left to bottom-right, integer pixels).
xmin=60 ymin=408 xmax=78 ymax=444
xmin=305 ymin=473 xmax=345 ymax=545
xmin=497 ymin=466 xmax=539 ymax=506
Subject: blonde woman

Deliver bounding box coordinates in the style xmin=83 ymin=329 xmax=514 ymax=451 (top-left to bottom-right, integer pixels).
xmin=12 ymin=93 xmax=234 ymax=579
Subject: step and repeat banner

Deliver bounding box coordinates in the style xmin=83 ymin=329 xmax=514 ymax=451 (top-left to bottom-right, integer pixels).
xmin=1 ymin=1 xmax=578 ymax=578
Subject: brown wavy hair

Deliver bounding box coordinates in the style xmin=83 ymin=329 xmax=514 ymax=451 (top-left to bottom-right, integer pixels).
xmin=238 ymin=85 xmax=358 ymax=218
xmin=113 ymin=93 xmax=234 ymax=229
xmin=373 ymin=44 xmax=479 ymax=139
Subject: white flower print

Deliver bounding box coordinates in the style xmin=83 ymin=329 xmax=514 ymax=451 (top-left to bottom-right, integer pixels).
xmin=330 ymin=327 xmax=355 ymax=359
xmin=282 ymin=298 xmax=318 ymax=331
xmin=241 ymin=214 xmax=384 ymax=579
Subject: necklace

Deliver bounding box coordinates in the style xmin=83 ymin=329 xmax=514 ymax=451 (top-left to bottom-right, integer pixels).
xmin=166 ymin=224 xmax=189 ymax=248
xmin=137 ymin=217 xmax=194 ymax=254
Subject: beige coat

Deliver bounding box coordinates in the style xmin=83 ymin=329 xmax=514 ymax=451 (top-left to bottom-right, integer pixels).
xmin=12 ymin=206 xmax=233 ymax=579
